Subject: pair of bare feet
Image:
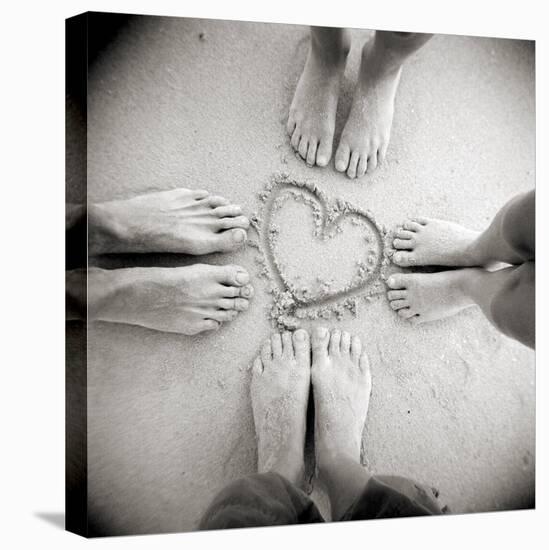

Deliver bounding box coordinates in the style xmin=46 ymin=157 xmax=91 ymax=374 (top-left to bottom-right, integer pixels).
xmin=288 ymin=30 xmax=432 ymax=179
xmin=251 ymin=327 xmax=371 ymax=512
xmin=386 ymin=217 xmax=488 ymax=324
xmin=83 ymin=188 xmax=254 ymax=335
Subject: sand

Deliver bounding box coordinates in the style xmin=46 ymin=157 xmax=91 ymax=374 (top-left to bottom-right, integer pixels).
xmin=80 ymin=16 xmax=535 ymax=535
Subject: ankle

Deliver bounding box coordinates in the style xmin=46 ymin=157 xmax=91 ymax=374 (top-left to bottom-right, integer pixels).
xmin=311 ymin=35 xmax=349 ymax=68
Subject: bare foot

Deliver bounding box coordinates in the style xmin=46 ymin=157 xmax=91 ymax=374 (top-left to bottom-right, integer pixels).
xmin=311 ymin=327 xmax=371 ymax=468
xmin=386 ymin=271 xmax=477 ymax=324
xmin=287 ymin=33 xmax=349 ymax=167
xmin=392 ymin=217 xmax=481 ymax=268
xmin=251 ymin=330 xmax=311 ymax=485
xmin=89 ymin=188 xmax=249 ymax=255
xmin=334 ymin=39 xmax=401 ymax=178
xmin=88 ymin=264 xmax=254 ymax=335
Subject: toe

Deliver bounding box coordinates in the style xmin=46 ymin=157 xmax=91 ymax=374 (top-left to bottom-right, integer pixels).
xmin=387 ymin=274 xmax=409 ymax=290
xmin=335 ymin=143 xmax=350 ymax=172
xmin=312 ymin=326 xmax=330 ymax=359
xmin=207 ymin=195 xmax=230 ymax=208
xmin=253 ymin=356 xmax=264 ymax=375
xmin=291 ymin=127 xmax=301 ymax=150
xmin=271 ymin=333 xmax=283 ymax=358
xmin=378 ymin=142 xmax=389 ymax=165
xmin=316 ymin=140 xmax=331 ymax=167
xmin=390 ymin=299 xmax=409 ymax=310
xmin=286 ymin=116 xmax=296 ymax=136
xmin=398 ymin=308 xmax=415 ymax=320
xmin=412 ymin=217 xmax=429 ymax=225
xmin=329 ymin=329 xmax=341 ymax=355
xmin=306 ymin=139 xmax=318 ymax=166
xmin=282 ymin=331 xmax=294 ymax=358
xmin=392 ymin=251 xmax=415 ymax=267
xmin=393 ymin=238 xmax=414 ymax=250
xmin=216 ymin=228 xmax=247 ymax=251
xmin=357 ymin=155 xmax=368 ymax=178
xmin=199 ymin=319 xmax=220 ymax=332
xmin=217 ymin=265 xmax=250 ymax=287
xmin=298 ymin=137 xmax=309 ymax=160
xmin=238 ymin=284 xmax=254 ymax=299
xmin=395 ymin=229 xmax=415 ymax=239
xmin=367 ymin=151 xmax=378 ymax=172
xmin=214 ymin=205 xmax=243 ymax=218
xmin=387 ymin=290 xmax=407 ymax=301
xmin=346 ymin=151 xmax=359 ymax=179
xmin=192 ymin=189 xmax=209 ymax=200
xmin=292 ymin=329 xmax=310 ymax=365
xmin=359 ymin=352 xmax=370 ymax=374
xmin=340 ymin=331 xmax=351 ymax=354
xmin=261 ymin=339 xmax=272 ymax=362
xmin=403 ymin=220 xmax=423 ymax=232
xmin=350 ymin=335 xmax=362 ymax=362
xmin=218 ymin=216 xmax=250 ymax=230
xmin=209 ymin=309 xmax=238 ymax=323
xmin=217 ymin=297 xmax=248 ymax=311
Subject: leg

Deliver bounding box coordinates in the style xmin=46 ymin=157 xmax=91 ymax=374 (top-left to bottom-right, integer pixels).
xmin=87 ymin=264 xmax=254 ymax=335
xmin=88 ymin=188 xmax=249 ymax=255
xmin=311 ymin=328 xmax=443 ymax=520
xmin=335 ymin=31 xmax=433 ymax=178
xmin=200 ymin=330 xmax=324 ymax=530
xmin=386 ymin=264 xmax=535 ymax=348
xmin=311 ymin=327 xmax=373 ymax=520
xmin=392 ymin=190 xmax=535 ymax=268
xmin=288 ymin=27 xmax=350 ymax=167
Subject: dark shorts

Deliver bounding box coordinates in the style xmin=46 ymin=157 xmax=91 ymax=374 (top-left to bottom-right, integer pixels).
xmin=199 ymin=472 xmax=445 ymax=530
xmin=491 ymin=190 xmax=535 ymax=348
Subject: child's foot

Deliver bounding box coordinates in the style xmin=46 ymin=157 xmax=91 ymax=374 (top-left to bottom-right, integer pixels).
xmin=311 ymin=327 xmax=371 ymax=467
xmin=334 ymin=40 xmax=401 ymax=179
xmin=89 ymin=264 xmax=254 ymax=335
xmin=392 ymin=217 xmax=481 ymax=268
xmin=89 ymin=188 xmax=249 ymax=255
xmin=287 ymin=36 xmax=349 ymax=167
xmin=386 ymin=271 xmax=477 ymax=324
xmin=251 ymin=330 xmax=311 ymax=485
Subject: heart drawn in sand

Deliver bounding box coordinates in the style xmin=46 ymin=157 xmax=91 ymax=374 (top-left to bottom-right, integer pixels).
xmin=261 ymin=180 xmax=386 ymax=307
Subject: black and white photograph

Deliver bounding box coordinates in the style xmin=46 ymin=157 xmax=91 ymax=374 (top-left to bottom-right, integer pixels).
xmin=63 ymin=10 xmax=537 ymax=538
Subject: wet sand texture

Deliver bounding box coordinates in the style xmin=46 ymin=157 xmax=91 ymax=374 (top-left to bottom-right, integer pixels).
xmin=81 ymin=16 xmax=535 ymax=535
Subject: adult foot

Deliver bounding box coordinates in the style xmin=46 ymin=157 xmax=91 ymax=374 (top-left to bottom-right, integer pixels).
xmin=88 ymin=264 xmax=254 ymax=335
xmin=311 ymin=327 xmax=371 ymax=468
xmin=251 ymin=330 xmax=311 ymax=485
xmin=89 ymin=188 xmax=249 ymax=255
xmin=287 ymin=33 xmax=349 ymax=167
xmin=386 ymin=271 xmax=477 ymax=324
xmin=392 ymin=217 xmax=481 ymax=268
xmin=334 ymin=39 xmax=401 ymax=179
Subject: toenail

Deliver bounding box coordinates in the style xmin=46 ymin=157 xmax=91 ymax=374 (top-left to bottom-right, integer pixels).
xmin=388 ymin=277 xmax=395 ymax=286
xmin=336 ymin=161 xmax=345 ymax=171
xmin=236 ymin=271 xmax=249 ymax=284
xmin=241 ymin=286 xmax=250 ymax=297
xmin=316 ymin=327 xmax=328 ymax=338
xmin=295 ymin=329 xmax=306 ymax=341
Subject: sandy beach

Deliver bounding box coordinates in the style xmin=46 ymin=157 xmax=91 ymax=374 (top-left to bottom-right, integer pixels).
xmin=79 ymin=16 xmax=535 ymax=535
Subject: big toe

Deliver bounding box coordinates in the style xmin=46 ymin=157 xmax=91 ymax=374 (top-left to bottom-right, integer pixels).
xmin=316 ymin=140 xmax=332 ymax=167
xmin=335 ymin=142 xmax=351 ymax=173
